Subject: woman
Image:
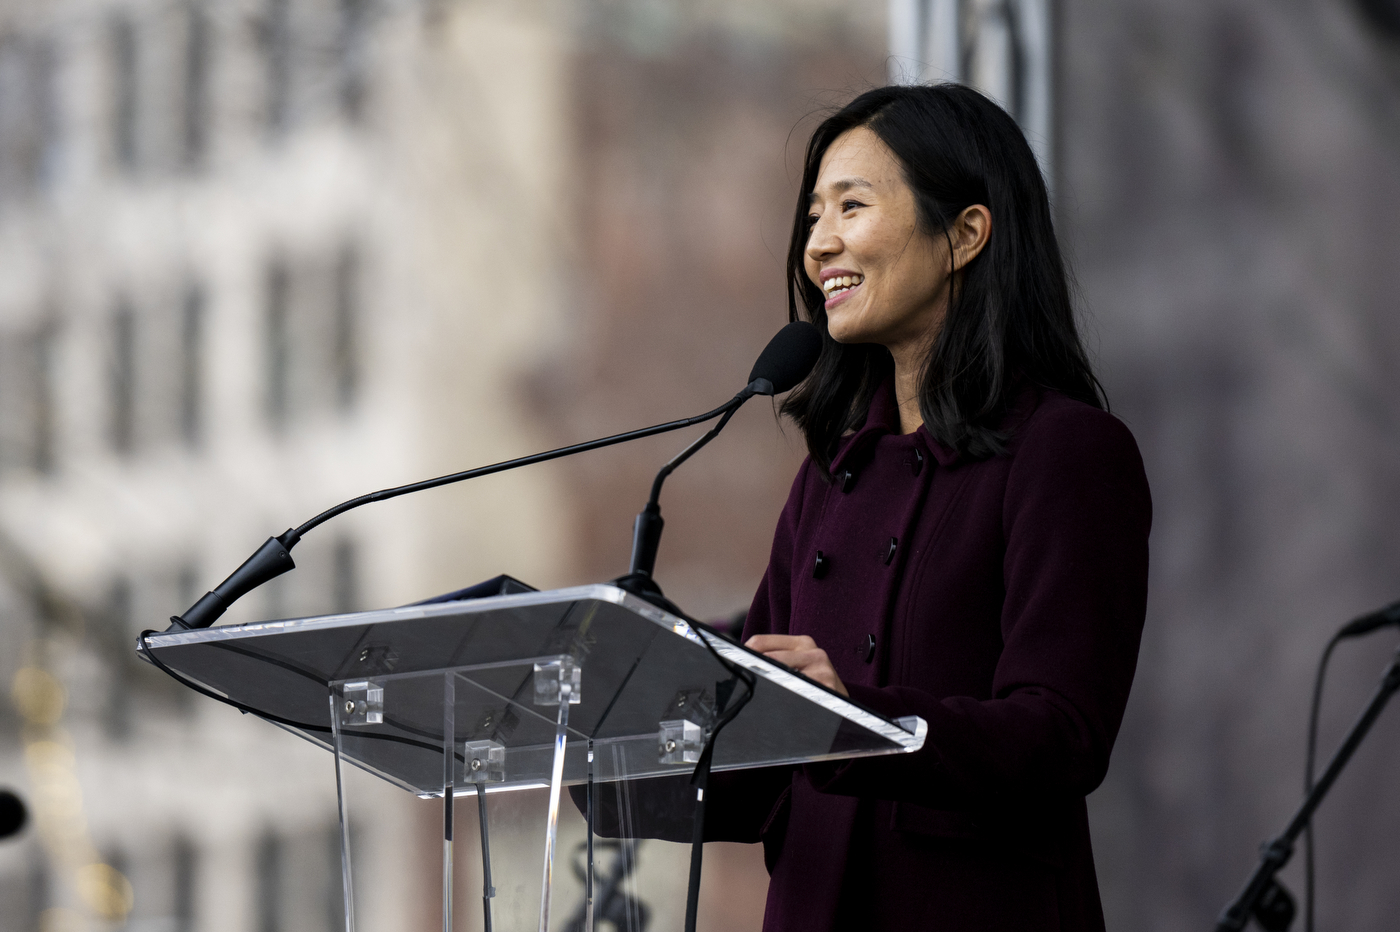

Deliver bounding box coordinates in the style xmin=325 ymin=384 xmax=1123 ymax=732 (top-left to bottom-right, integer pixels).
xmin=707 ymin=84 xmax=1152 ymax=931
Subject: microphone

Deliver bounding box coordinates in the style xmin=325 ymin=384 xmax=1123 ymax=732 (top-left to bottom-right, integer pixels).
xmin=623 ymin=321 xmax=821 ymax=587
xmin=1337 ymin=600 xmax=1400 ymax=639
xmin=165 ymin=321 xmax=821 ymax=632
xmin=0 ymin=791 xmax=27 ymax=841
xmin=745 ymin=319 xmax=823 ymax=396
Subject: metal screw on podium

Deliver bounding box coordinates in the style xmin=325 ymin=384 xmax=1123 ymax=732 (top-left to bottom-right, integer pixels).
xmin=471 ymin=759 xmax=482 ymax=772
xmin=339 ymin=680 xmax=385 ymax=725
xmin=659 ymin=719 xmax=705 ymax=764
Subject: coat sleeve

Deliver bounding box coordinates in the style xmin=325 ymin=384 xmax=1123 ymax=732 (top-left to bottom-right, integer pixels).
xmin=811 ymin=406 xmax=1152 ymax=807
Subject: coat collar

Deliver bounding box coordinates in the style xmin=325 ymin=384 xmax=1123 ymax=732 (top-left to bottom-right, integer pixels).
xmin=827 ymin=378 xmax=962 ymax=477
xmin=825 ymin=376 xmax=1047 ymax=478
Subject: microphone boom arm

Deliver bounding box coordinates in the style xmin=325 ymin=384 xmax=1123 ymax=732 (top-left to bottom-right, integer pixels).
xmin=168 ymin=390 xmax=752 ymax=631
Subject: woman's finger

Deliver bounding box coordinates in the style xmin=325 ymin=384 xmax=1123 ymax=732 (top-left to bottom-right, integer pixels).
xmin=745 ymin=634 xmax=817 ymax=653
xmin=759 ymin=647 xmax=848 ymax=697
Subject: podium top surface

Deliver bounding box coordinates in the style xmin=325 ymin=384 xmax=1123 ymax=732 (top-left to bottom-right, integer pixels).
xmin=143 ymin=584 xmax=926 ymax=796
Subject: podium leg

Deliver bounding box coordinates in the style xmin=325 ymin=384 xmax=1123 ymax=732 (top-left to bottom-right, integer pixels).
xmin=585 ymin=741 xmax=594 ymax=932
xmin=329 ymin=694 xmax=356 ymax=932
xmin=443 ymin=674 xmax=456 ymax=932
xmin=538 ymin=678 xmax=573 ymax=932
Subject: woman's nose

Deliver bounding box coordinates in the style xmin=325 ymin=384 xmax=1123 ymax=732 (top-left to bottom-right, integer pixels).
xmin=806 ymin=219 xmax=841 ymax=261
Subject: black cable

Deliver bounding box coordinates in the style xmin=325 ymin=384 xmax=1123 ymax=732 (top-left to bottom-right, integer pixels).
xmin=672 ymin=614 xmax=757 ymax=932
xmin=1302 ymin=623 xmax=1400 ymax=932
xmin=1303 ymin=631 xmax=1343 ymax=932
xmin=138 ymin=630 xmax=458 ymax=759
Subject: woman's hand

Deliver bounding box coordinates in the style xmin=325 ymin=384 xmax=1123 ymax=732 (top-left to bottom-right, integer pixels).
xmin=745 ymin=634 xmax=848 ymax=697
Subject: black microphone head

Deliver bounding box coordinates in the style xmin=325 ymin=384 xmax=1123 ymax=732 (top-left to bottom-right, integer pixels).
xmin=747 ymin=321 xmax=822 ymax=395
xmin=0 ymin=791 xmax=27 ymax=841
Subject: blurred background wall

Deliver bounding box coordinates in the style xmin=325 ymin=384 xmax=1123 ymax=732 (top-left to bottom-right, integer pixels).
xmin=0 ymin=0 xmax=1398 ymax=930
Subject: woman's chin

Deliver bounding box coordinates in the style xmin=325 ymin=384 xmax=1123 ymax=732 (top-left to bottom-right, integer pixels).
xmin=827 ymin=318 xmax=876 ymax=346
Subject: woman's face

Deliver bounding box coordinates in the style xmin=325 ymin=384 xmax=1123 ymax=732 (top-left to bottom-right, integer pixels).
xmin=804 ymin=127 xmax=952 ymax=360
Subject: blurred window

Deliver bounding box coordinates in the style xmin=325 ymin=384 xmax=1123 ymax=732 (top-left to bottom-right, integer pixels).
xmin=111 ymin=300 xmax=137 ymax=454
xmin=264 ymin=243 xmax=364 ymax=434
xmin=265 ymin=257 xmax=291 ymax=430
xmin=332 ymin=536 xmax=357 ymax=614
xmin=103 ymin=577 xmax=134 ymax=740
xmin=0 ymin=319 xmax=56 ymax=474
xmin=887 ymin=0 xmax=1054 ymax=188
xmin=0 ymin=34 xmax=60 ymax=197
xmin=27 ymin=858 xmax=49 ymax=929
xmin=172 ymin=834 xmax=198 ymax=932
xmin=183 ymin=1 xmax=211 ymax=169
xmin=3 ymin=36 xmax=57 ymax=193
xmin=255 ymin=829 xmax=284 ymax=932
xmin=111 ymin=14 xmax=140 ymax=172
xmin=181 ymin=281 xmax=205 ymax=448
xmin=325 ymin=823 xmax=344 ymax=931
xmin=340 ymin=0 xmax=373 ymax=122
xmin=32 ymin=320 xmax=54 ymax=473
xmin=333 ymin=241 xmax=359 ymax=411
xmin=264 ymin=0 xmax=293 ymax=136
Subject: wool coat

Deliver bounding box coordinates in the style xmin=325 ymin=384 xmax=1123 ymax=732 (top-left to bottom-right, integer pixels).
xmin=702 ymin=377 xmax=1152 ymax=932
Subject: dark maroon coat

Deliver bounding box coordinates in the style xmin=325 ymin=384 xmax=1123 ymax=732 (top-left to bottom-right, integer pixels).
xmin=705 ymin=379 xmax=1152 ymax=932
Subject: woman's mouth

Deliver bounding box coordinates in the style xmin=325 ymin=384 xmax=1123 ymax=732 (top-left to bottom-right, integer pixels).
xmin=823 ymin=273 xmax=864 ymax=308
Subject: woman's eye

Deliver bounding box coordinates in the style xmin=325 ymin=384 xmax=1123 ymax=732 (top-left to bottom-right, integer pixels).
xmin=841 ymin=200 xmax=864 ymax=212
xmin=806 ymin=213 xmax=819 ymax=226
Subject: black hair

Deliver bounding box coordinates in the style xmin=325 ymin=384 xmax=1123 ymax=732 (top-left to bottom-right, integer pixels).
xmin=781 ymin=83 xmax=1104 ymax=471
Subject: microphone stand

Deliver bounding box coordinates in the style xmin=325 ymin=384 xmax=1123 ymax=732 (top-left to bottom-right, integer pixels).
xmin=1215 ymin=645 xmax=1400 ymax=931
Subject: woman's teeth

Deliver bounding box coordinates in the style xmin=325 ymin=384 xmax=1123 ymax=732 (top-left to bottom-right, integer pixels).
xmin=823 ymin=274 xmax=864 ymax=298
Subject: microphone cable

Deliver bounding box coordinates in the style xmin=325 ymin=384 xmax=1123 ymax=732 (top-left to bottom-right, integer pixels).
xmin=137 ymin=628 xmax=466 ymax=762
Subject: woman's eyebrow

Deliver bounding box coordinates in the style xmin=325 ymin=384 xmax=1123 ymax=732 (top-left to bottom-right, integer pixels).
xmin=809 ymin=177 xmax=875 ymax=202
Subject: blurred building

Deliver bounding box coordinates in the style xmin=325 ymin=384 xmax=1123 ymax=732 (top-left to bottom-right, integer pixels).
xmin=0 ymin=0 xmax=574 ymax=929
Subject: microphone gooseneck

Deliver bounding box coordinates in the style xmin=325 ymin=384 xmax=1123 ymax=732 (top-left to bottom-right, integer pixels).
xmin=166 ymin=322 xmax=821 ymax=632
xmin=624 ymin=321 xmax=821 ymax=584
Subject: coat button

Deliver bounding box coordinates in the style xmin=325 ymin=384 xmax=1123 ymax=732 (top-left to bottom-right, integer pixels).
xmin=813 ymin=550 xmax=829 ymax=579
xmin=839 ymin=469 xmax=856 ymax=493
xmin=883 ymin=537 xmax=898 ymax=566
xmin=862 ymin=634 xmax=876 ymax=663
xmin=908 ymin=448 xmax=924 ymax=476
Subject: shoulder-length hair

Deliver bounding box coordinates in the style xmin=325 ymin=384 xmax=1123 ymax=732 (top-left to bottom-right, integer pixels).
xmin=782 ymin=84 xmax=1104 ymax=470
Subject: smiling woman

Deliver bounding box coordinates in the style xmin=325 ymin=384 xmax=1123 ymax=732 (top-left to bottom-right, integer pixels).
xmin=702 ymin=84 xmax=1153 ymax=932
xmin=802 ymin=124 xmax=991 ymax=435
xmin=783 ymin=84 xmax=1103 ymax=466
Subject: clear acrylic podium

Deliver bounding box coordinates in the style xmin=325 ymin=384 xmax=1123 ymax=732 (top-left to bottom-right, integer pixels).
xmin=140 ymin=583 xmax=927 ymax=932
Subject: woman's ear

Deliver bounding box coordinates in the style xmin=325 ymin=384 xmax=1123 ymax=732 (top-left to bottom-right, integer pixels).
xmin=950 ymin=205 xmax=992 ymax=271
